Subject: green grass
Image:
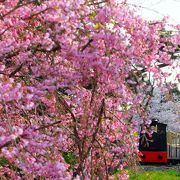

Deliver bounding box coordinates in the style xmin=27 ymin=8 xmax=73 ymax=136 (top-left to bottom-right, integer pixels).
xmin=129 ymin=170 xmax=180 ymax=180
xmin=1 ymin=157 xmax=179 ymax=180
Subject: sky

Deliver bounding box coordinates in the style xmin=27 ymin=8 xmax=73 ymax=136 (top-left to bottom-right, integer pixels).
xmin=128 ymin=0 xmax=180 ymax=25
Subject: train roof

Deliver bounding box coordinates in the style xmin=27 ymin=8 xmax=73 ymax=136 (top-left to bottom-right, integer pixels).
xmin=150 ymin=120 xmax=167 ymax=126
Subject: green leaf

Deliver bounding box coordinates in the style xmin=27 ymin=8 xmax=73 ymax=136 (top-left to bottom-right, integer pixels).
xmin=0 ymin=157 xmax=9 ymax=166
xmin=89 ymin=11 xmax=97 ymax=19
xmin=62 ymin=152 xmax=77 ymax=167
xmin=94 ymin=23 xmax=104 ymax=29
xmin=110 ymin=19 xmax=117 ymax=25
xmin=34 ymin=0 xmax=42 ymax=6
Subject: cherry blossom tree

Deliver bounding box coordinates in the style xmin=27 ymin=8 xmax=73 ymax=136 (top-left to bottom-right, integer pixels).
xmin=149 ymin=87 xmax=180 ymax=132
xmin=0 ymin=0 xmax=179 ymax=179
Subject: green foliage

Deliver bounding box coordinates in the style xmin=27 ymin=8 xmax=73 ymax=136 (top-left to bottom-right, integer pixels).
xmin=171 ymin=87 xmax=180 ymax=96
xmin=159 ymin=30 xmax=180 ymax=60
xmin=0 ymin=157 xmax=22 ymax=174
xmin=34 ymin=0 xmax=42 ymax=6
xmin=35 ymin=25 xmax=46 ymax=33
xmin=62 ymin=152 xmax=77 ymax=168
xmin=17 ymin=0 xmax=23 ymax=5
xmin=89 ymin=11 xmax=97 ymax=19
xmin=176 ymin=45 xmax=180 ymax=51
xmin=159 ymin=30 xmax=172 ymax=38
xmin=0 ymin=157 xmax=9 ymax=166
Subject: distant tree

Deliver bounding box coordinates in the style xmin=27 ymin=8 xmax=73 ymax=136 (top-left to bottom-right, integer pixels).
xmin=149 ymin=87 xmax=180 ymax=132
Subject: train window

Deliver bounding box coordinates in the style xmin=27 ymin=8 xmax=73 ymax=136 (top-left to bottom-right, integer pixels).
xmin=172 ymin=138 xmax=176 ymax=145
xmin=157 ymin=125 xmax=166 ymax=134
xmin=177 ymin=137 xmax=180 ymax=146
xmin=172 ymin=137 xmax=177 ymax=145
xmin=139 ymin=122 xmax=167 ymax=151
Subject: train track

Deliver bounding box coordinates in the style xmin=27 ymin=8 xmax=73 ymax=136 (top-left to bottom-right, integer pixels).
xmin=140 ymin=164 xmax=180 ymax=171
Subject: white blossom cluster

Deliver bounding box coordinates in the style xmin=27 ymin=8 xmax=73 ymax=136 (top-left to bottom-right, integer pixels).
xmin=149 ymin=88 xmax=180 ymax=132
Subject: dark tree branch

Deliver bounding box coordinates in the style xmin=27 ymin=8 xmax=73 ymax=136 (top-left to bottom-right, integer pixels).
xmin=80 ymin=39 xmax=93 ymax=52
xmin=9 ymin=63 xmax=24 ymax=77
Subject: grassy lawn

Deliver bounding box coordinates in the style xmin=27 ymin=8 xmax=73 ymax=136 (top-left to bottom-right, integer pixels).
xmin=1 ymin=158 xmax=179 ymax=179
xmin=129 ymin=170 xmax=180 ymax=180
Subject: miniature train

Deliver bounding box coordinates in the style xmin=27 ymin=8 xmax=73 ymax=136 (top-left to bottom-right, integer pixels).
xmin=139 ymin=120 xmax=180 ymax=164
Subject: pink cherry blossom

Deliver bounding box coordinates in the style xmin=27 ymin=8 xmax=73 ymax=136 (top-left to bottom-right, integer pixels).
xmin=0 ymin=0 xmax=179 ymax=179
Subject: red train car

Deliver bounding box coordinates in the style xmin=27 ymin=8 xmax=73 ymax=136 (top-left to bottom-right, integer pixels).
xmin=139 ymin=121 xmax=168 ymax=164
xmin=139 ymin=120 xmax=180 ymax=164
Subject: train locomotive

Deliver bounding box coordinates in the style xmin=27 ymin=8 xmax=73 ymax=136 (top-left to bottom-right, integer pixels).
xmin=139 ymin=120 xmax=180 ymax=164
